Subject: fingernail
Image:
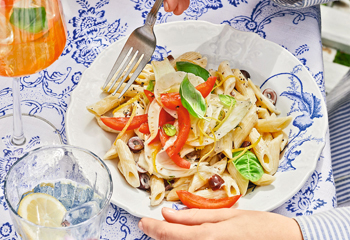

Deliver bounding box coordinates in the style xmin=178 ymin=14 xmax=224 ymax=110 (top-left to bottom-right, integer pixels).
xmin=164 ymin=1 xmax=169 ymax=11
xmin=163 ymin=207 xmax=177 ymax=214
xmin=138 ymin=220 xmax=144 ymax=231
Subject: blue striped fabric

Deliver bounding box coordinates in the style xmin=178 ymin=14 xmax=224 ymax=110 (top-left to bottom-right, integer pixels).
xmin=273 ymin=0 xmax=336 ymax=8
xmin=329 ymin=100 xmax=350 ymax=205
xmin=294 ymin=207 xmax=350 ymax=240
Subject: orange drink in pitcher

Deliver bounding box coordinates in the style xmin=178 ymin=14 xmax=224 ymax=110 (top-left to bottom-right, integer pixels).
xmin=0 ymin=0 xmax=67 ymax=77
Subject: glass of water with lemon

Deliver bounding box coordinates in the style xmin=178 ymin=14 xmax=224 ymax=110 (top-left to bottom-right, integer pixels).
xmin=4 ymin=145 xmax=113 ymax=240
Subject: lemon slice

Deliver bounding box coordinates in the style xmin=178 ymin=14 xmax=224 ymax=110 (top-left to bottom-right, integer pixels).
xmin=18 ymin=193 xmax=66 ymax=227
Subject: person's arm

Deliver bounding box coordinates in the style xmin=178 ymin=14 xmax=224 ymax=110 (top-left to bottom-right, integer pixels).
xmin=294 ymin=207 xmax=350 ymax=240
xmin=271 ymin=0 xmax=335 ymax=8
xmin=164 ymin=0 xmax=190 ymax=15
xmin=139 ymin=207 xmax=303 ymax=240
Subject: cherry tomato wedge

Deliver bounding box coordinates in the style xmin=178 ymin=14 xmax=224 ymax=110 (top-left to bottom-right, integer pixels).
xmin=161 ymin=76 xmax=217 ymax=110
xmin=176 ymin=190 xmax=241 ymax=209
xmin=101 ymin=115 xmax=148 ymax=131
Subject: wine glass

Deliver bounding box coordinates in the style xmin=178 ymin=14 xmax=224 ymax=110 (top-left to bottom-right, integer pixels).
xmin=0 ymin=0 xmax=67 ymax=153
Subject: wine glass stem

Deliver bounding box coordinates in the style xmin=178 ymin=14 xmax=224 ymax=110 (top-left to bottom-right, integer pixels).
xmin=12 ymin=77 xmax=26 ymax=146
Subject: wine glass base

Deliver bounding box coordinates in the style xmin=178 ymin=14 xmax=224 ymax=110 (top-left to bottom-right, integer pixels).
xmin=0 ymin=114 xmax=62 ymax=158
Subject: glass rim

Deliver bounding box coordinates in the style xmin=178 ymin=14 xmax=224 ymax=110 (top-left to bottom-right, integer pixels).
xmin=4 ymin=144 xmax=113 ymax=230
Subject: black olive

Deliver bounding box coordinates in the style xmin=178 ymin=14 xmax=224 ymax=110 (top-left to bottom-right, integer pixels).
xmin=164 ymin=179 xmax=174 ymax=191
xmin=262 ymin=88 xmax=277 ymax=105
xmin=185 ymin=151 xmax=198 ymax=161
xmin=167 ymin=55 xmax=174 ymax=62
xmin=138 ymin=173 xmax=150 ymax=191
xmin=241 ymin=141 xmax=251 ymax=148
xmin=208 ymin=174 xmax=225 ymax=191
xmin=127 ymin=136 xmax=144 ymax=152
xmin=240 ymin=70 xmax=250 ymax=79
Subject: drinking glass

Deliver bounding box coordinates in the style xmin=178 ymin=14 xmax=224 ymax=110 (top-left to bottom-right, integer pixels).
xmin=0 ymin=0 xmax=67 ymax=151
xmin=4 ymin=145 xmax=113 ymax=240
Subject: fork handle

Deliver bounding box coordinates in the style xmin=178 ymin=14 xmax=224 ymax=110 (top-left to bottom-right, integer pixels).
xmin=145 ymin=0 xmax=164 ymax=27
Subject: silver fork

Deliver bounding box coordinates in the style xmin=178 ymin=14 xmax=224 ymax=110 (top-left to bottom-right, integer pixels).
xmin=102 ymin=0 xmax=164 ymax=98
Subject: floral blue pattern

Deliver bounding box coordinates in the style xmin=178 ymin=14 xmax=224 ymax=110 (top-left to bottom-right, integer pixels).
xmin=286 ymin=171 xmax=327 ymax=216
xmin=260 ymin=65 xmax=324 ymax=172
xmin=0 ymin=0 xmax=336 ymax=239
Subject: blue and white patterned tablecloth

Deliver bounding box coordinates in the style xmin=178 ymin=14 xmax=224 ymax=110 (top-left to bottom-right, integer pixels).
xmin=0 ymin=0 xmax=336 ymax=239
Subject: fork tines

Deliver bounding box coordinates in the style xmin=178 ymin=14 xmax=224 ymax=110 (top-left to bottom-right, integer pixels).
xmin=102 ymin=46 xmax=145 ymax=97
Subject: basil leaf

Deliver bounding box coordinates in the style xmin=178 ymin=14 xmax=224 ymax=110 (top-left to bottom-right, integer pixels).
xmin=163 ymin=124 xmax=176 ymax=137
xmin=10 ymin=7 xmax=48 ymax=34
xmin=232 ymin=151 xmax=264 ymax=182
xmin=179 ymin=74 xmax=206 ymax=119
xmin=146 ymin=80 xmax=155 ymax=92
xmin=219 ymin=94 xmax=236 ymax=107
xmin=176 ymin=61 xmax=210 ymax=81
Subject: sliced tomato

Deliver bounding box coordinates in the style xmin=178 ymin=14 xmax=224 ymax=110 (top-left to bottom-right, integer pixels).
xmin=159 ymin=128 xmax=191 ymax=169
xmin=166 ymin=106 xmax=190 ymax=158
xmin=161 ymin=76 xmax=217 ymax=110
xmin=148 ymin=109 xmax=175 ymax=145
xmin=138 ymin=122 xmax=150 ymax=134
xmin=176 ymin=190 xmax=241 ymax=209
xmin=144 ymin=89 xmax=155 ymax=102
xmin=160 ymin=92 xmax=182 ymax=110
xmin=196 ymin=76 xmax=217 ymax=98
xmin=100 ymin=115 xmax=148 ymax=131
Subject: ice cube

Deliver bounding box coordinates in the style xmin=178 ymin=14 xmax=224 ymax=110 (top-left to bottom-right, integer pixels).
xmin=0 ymin=13 xmax=13 ymax=45
xmin=53 ymin=181 xmax=77 ymax=210
xmin=72 ymin=186 xmax=94 ymax=208
xmin=33 ymin=183 xmax=54 ymax=196
xmin=61 ymin=201 xmax=101 ymax=226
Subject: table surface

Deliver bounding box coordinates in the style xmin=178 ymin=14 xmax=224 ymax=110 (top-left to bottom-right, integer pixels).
xmin=0 ymin=0 xmax=337 ymax=239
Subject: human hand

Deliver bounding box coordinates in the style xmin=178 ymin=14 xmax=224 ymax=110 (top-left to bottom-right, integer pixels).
xmin=138 ymin=207 xmax=304 ymax=240
xmin=164 ymin=0 xmax=190 ymax=15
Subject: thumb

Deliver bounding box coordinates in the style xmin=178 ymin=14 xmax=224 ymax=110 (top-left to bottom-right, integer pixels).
xmin=138 ymin=217 xmax=204 ymax=240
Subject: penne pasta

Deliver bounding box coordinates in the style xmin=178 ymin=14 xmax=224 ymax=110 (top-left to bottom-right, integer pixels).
xmin=252 ymin=173 xmax=276 ymax=186
xmin=272 ymin=131 xmax=289 ymax=152
xmin=249 ymin=128 xmax=273 ymax=173
xmin=227 ymin=162 xmax=249 ymax=196
xmin=222 ymin=172 xmax=240 ymax=197
xmin=104 ymin=130 xmax=135 ymax=160
xmin=269 ymin=134 xmax=283 ymax=175
xmin=89 ymin=52 xmax=294 ymax=207
xmin=150 ymin=175 xmax=165 ymax=206
xmin=87 ymin=93 xmax=127 ymax=117
xmin=247 ymin=78 xmax=280 ymax=115
xmin=255 ymin=116 xmax=293 ymax=132
xmin=115 ymin=139 xmax=140 ymax=188
xmin=194 ymin=189 xmax=228 ymax=199
xmin=232 ymin=105 xmax=258 ymax=149
xmin=218 ymin=61 xmax=236 ymax=95
xmin=233 ymin=69 xmax=257 ymax=104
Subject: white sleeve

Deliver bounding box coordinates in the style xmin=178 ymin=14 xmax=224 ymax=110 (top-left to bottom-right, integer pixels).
xmin=294 ymin=207 xmax=350 ymax=240
xmin=272 ymin=0 xmax=335 ymax=8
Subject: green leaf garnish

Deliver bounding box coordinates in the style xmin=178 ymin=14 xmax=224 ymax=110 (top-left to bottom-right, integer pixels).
xmin=232 ymin=151 xmax=264 ymax=182
xmin=10 ymin=7 xmax=48 ymax=34
xmin=146 ymin=80 xmax=155 ymax=92
xmin=219 ymin=94 xmax=236 ymax=107
xmin=163 ymin=124 xmax=177 ymax=137
xmin=179 ymin=74 xmax=207 ymax=119
xmin=176 ymin=61 xmax=210 ymax=81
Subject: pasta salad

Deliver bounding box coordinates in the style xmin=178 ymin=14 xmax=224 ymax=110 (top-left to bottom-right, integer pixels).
xmin=86 ymin=52 xmax=292 ymax=209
